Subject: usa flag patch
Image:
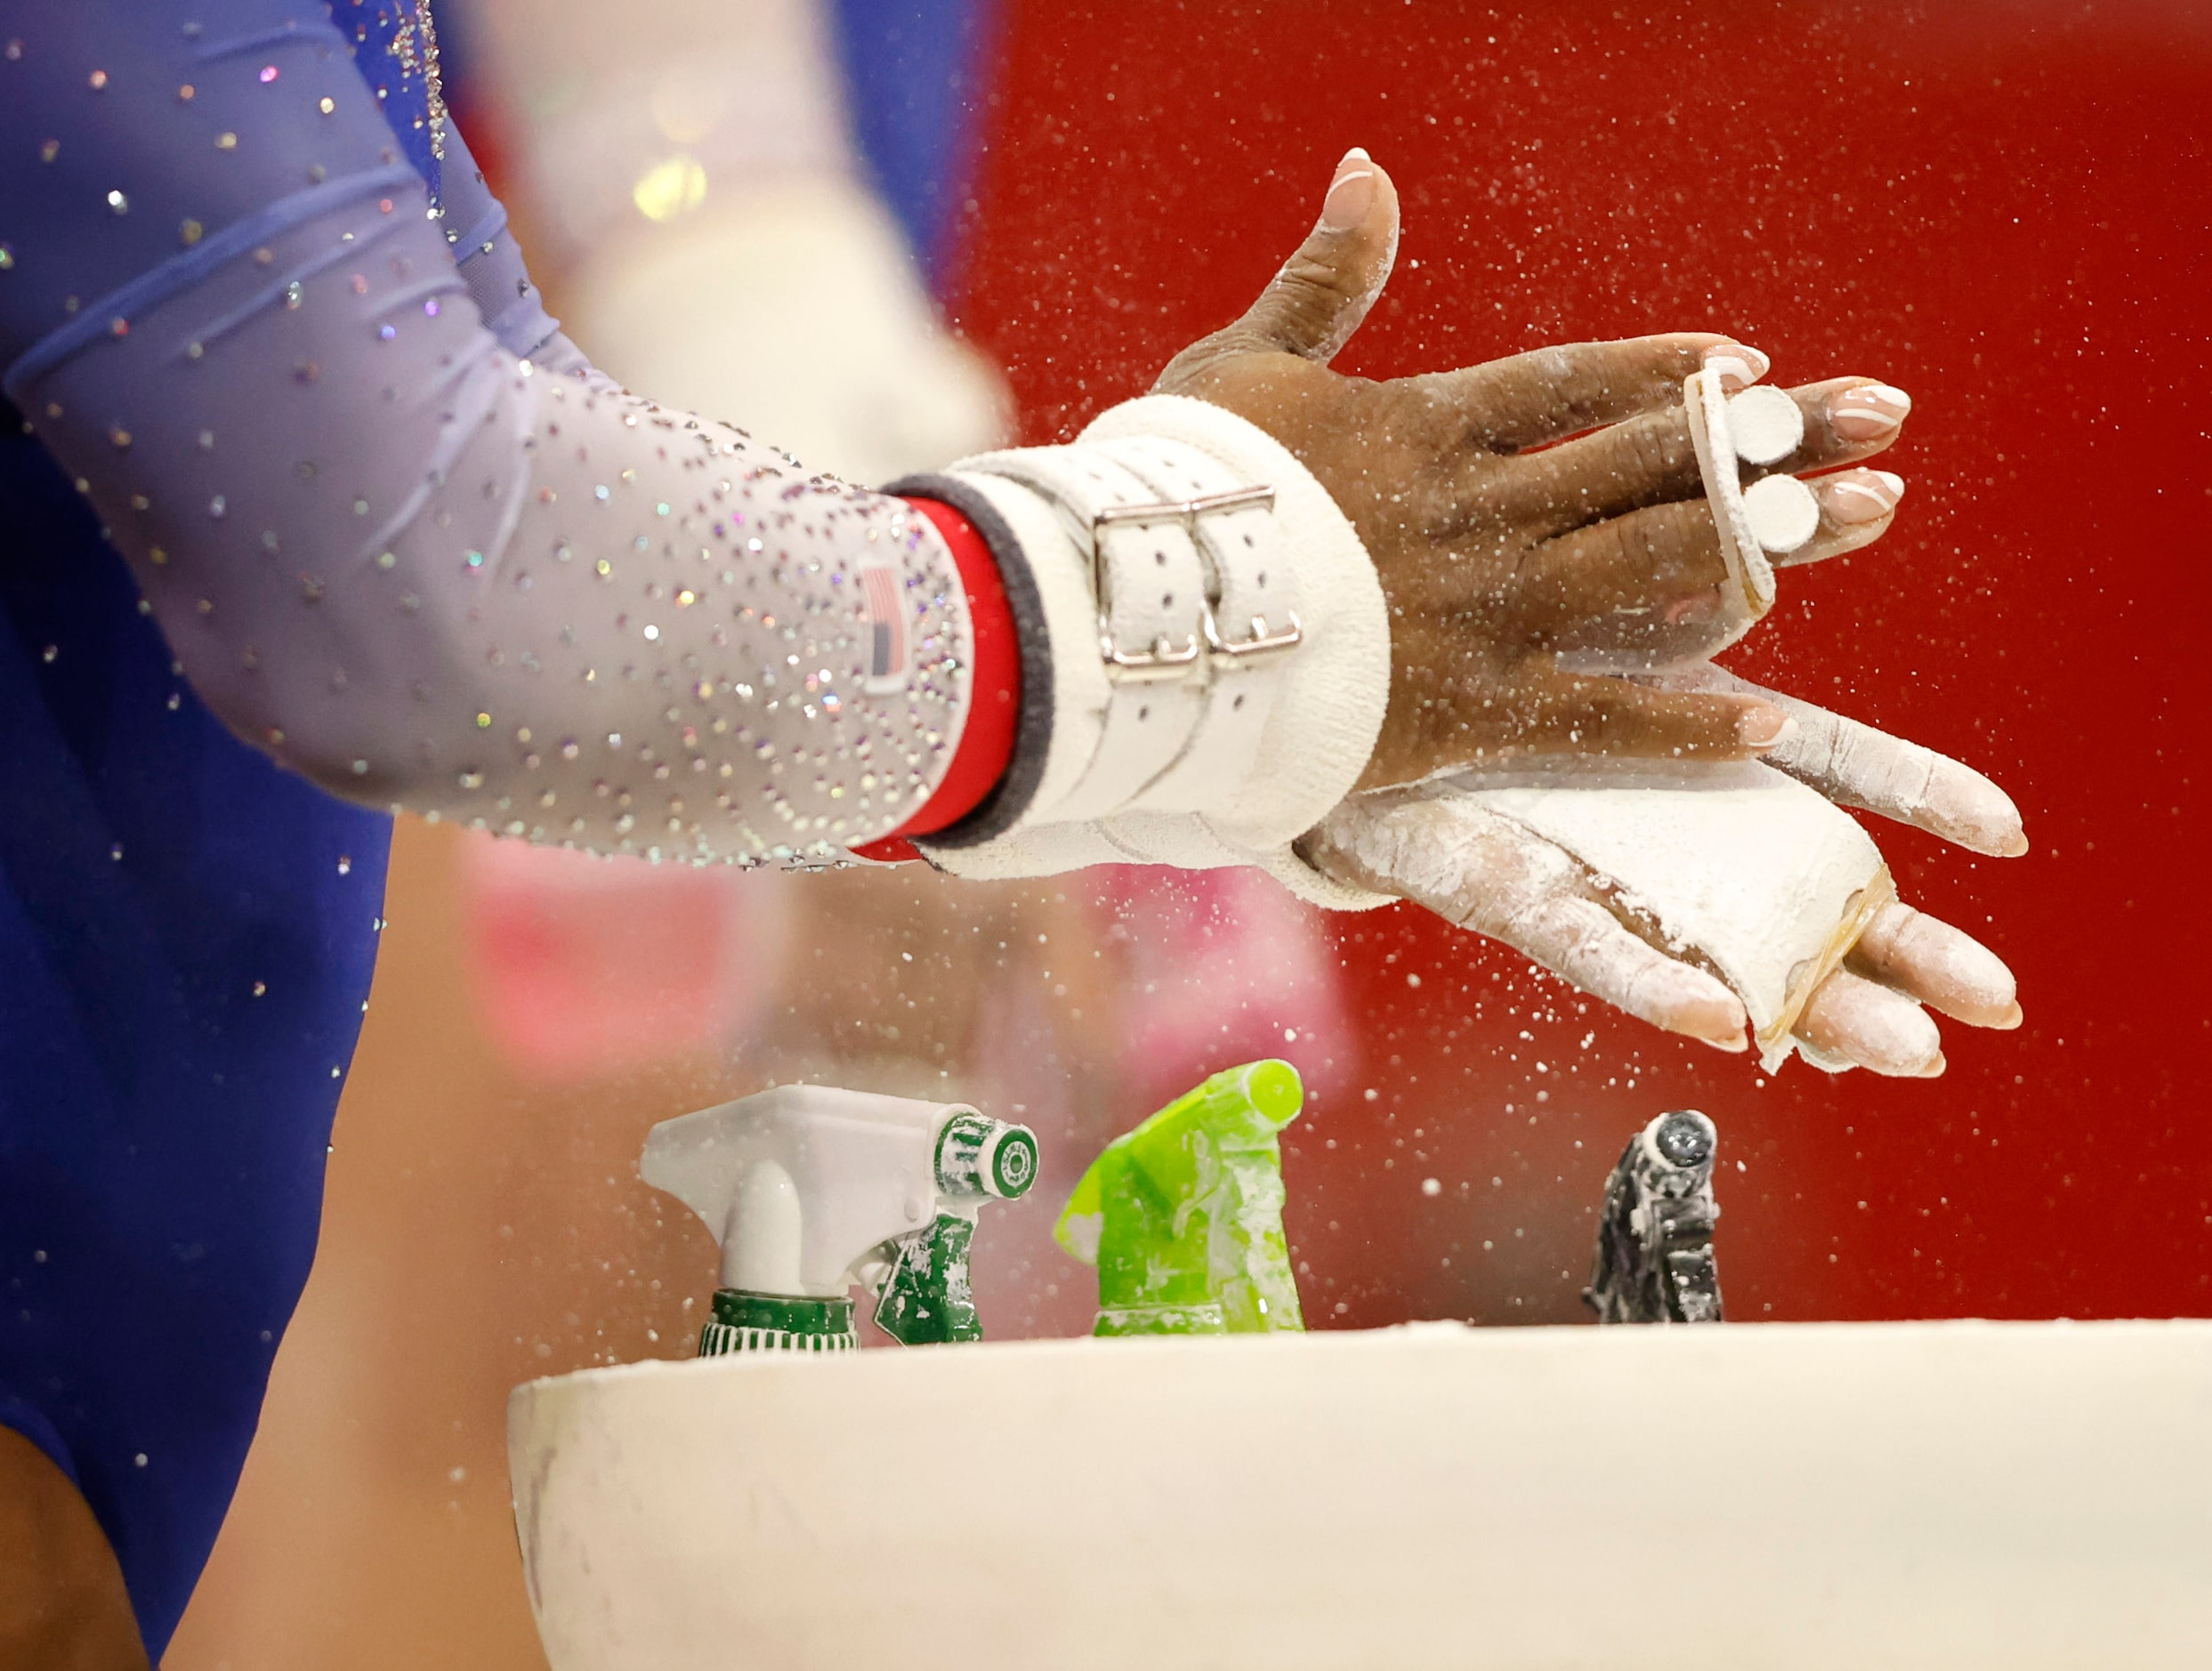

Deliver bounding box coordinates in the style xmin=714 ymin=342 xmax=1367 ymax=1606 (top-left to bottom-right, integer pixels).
xmin=860 ymin=566 xmax=908 ymax=694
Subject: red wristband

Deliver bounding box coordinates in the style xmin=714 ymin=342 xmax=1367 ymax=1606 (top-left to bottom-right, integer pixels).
xmin=848 ymin=496 xmax=1021 ymax=863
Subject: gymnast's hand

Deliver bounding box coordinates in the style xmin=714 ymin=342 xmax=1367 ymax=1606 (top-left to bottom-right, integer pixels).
xmin=1156 ymin=149 xmax=1917 ymax=792
xmin=1302 ymin=688 xmax=2025 ymax=1077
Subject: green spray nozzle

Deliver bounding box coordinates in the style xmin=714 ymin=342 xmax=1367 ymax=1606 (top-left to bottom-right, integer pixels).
xmin=1054 ymin=1059 xmax=1306 ymax=1336
xmin=873 ymin=1214 xmax=980 ymax=1345
xmin=865 ymin=1114 xmax=1037 ymax=1346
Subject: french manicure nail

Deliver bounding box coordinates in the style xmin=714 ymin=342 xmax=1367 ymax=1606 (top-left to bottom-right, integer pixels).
xmin=1320 ymin=150 xmax=1377 ymax=233
xmin=1704 ymin=342 xmax=1771 ymax=390
xmin=1830 ymin=382 xmax=1912 ymax=441
xmin=1738 ymin=706 xmax=1796 ymax=750
xmin=1821 ymin=469 xmax=1907 ymax=525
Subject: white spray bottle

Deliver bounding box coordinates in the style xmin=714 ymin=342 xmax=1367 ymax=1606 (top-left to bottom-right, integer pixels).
xmin=641 ymin=1086 xmax=1038 ymax=1353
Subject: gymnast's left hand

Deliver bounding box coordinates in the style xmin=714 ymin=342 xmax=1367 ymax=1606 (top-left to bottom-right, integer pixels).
xmin=1300 ymin=688 xmax=2026 ymax=1077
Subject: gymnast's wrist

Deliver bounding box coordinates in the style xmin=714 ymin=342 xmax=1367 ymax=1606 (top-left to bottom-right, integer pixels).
xmin=882 ymin=395 xmax=1393 ymax=905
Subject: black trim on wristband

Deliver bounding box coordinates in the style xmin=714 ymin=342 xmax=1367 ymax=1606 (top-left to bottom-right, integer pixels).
xmin=885 ymin=472 xmax=1054 ymax=849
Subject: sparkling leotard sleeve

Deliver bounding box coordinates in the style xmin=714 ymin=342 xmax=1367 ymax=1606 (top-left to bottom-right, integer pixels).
xmin=1 ymin=1 xmax=976 ymax=865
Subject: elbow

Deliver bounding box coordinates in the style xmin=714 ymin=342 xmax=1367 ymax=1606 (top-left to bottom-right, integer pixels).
xmin=174 ymin=618 xmax=468 ymax=814
xmin=205 ymin=682 xmax=421 ymax=811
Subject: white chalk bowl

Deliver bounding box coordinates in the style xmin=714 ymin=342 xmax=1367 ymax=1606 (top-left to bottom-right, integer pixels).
xmin=509 ymin=1320 xmax=2212 ymax=1669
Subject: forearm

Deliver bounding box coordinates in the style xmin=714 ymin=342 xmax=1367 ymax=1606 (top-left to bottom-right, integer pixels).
xmin=3 ymin=2 xmax=975 ymax=860
xmin=14 ymin=215 xmax=972 ymax=857
xmin=1 ymin=2 xmax=1388 ymax=884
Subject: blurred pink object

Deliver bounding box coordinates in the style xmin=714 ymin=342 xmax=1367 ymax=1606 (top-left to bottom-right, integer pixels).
xmin=1098 ymin=868 xmax=1357 ymax=1112
xmin=458 ymin=836 xmax=787 ymax=1081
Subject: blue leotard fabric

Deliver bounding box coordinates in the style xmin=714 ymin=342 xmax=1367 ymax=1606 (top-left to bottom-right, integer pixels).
xmin=827 ymin=0 xmax=1003 ymax=295
xmin=0 ymin=413 xmax=389 ymax=1657
xmin=0 ymin=2 xmax=467 ymax=1653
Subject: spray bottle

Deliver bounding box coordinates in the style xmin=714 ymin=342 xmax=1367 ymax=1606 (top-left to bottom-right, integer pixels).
xmin=1584 ymin=1109 xmax=1724 ymax=1325
xmin=1054 ymin=1059 xmax=1305 ymax=1336
xmin=642 ymin=1086 xmax=1037 ymax=1353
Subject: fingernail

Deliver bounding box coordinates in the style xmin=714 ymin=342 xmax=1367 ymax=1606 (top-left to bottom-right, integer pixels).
xmin=1916 ymin=1050 xmax=1948 ymax=1079
xmin=1698 ymin=1028 xmax=1751 ymax=1053
xmin=1930 ymin=773 xmax=2030 ymax=858
xmin=1993 ymin=1000 xmax=2024 ymax=1031
xmin=1830 ymin=382 xmax=1912 ymax=441
xmin=1738 ymin=705 xmax=1796 ymax=750
xmin=1820 ymin=468 xmax=1907 ymax=526
xmin=1320 ymin=149 xmax=1377 ymax=233
xmin=1704 ymin=342 xmax=1771 ymax=391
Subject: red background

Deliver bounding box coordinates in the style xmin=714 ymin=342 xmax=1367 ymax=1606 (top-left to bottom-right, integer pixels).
xmin=949 ymin=0 xmax=2212 ymax=1324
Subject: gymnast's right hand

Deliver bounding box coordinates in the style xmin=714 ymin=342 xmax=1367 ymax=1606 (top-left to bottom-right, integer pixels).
xmin=1156 ymin=149 xmax=1919 ymax=792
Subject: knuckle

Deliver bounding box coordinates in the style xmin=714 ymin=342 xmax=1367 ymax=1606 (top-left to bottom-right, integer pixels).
xmin=1481 ymin=358 xmax=1550 ymax=433
xmin=1530 ymin=345 xmax=1582 ymax=403
xmin=1667 ymin=504 xmax=1724 ymax=569
xmin=1278 ymin=250 xmax=1367 ymax=309
xmin=1618 ymin=416 xmax=1693 ymax=488
xmin=1155 ymin=333 xmax=1238 ymax=391
xmin=1598 ymin=513 xmax=1665 ymax=593
xmin=1526 ymin=343 xmax=1616 ymax=424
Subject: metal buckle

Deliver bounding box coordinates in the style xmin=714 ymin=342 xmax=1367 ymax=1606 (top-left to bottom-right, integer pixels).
xmin=1090 ymin=486 xmax=1294 ymax=682
xmin=1204 ymin=607 xmax=1304 ymax=665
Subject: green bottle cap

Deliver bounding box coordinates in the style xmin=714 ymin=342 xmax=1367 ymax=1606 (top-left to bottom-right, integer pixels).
xmin=1055 ymin=1059 xmax=1308 ymax=1336
xmin=698 ymin=1288 xmax=858 ymax=1355
xmin=1239 ymin=1059 xmax=1304 ymax=1127
xmin=1096 ymin=1302 xmax=1229 ymax=1336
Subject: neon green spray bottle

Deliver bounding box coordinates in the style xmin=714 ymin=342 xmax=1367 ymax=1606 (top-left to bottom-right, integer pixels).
xmin=1054 ymin=1059 xmax=1306 ymax=1336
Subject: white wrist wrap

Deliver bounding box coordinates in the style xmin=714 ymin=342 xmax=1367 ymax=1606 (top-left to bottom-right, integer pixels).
xmin=914 ymin=396 xmax=1390 ymax=907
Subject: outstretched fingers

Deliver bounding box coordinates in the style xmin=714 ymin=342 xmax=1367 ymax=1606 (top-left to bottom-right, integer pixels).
xmin=1431 ymin=335 xmax=1769 ymax=456
xmin=1679 ymin=669 xmax=2030 ymax=856
xmin=1796 ymin=969 xmax=1946 ymax=1077
xmin=1502 ymin=376 xmax=1914 ymax=535
xmin=1500 ymin=663 xmax=1793 ymax=763
xmin=1508 ymin=499 xmax=1732 ymax=651
xmin=1361 ymin=658 xmax=1794 ymax=787
xmin=1360 ymin=658 xmax=1785 ymax=787
xmin=1303 ymin=790 xmax=1748 ymax=1049
xmin=1846 ymin=900 xmax=2021 ymax=1029
xmin=1506 ymin=468 xmax=1908 ymax=654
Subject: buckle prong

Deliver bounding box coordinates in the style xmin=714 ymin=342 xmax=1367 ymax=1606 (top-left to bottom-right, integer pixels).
xmin=1204 ymin=609 xmax=1304 ymax=665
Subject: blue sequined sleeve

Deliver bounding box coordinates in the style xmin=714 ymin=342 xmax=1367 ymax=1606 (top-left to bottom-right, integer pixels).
xmin=0 ymin=0 xmax=978 ymax=866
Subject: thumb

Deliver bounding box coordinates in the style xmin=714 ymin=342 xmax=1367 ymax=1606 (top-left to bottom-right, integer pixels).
xmin=1231 ymin=148 xmax=1401 ymax=364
